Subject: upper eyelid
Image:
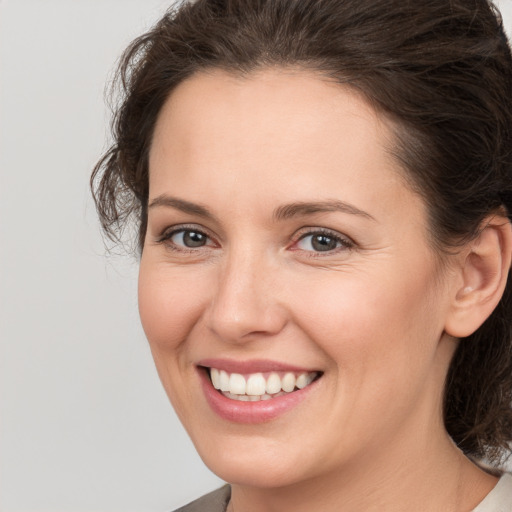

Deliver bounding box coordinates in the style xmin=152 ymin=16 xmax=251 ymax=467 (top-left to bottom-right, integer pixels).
xmin=159 ymin=223 xmax=211 ymax=238
xmin=293 ymin=226 xmax=354 ymax=242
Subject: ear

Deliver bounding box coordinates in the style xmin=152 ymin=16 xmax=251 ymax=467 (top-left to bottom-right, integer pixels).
xmin=444 ymin=213 xmax=512 ymax=338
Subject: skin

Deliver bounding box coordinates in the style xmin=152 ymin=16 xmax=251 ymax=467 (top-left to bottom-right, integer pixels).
xmin=139 ymin=68 xmax=503 ymax=511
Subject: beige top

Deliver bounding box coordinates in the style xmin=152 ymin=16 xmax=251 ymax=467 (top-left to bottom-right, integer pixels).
xmin=173 ymin=485 xmax=230 ymax=512
xmin=173 ymin=473 xmax=512 ymax=511
xmin=473 ymin=473 xmax=512 ymax=512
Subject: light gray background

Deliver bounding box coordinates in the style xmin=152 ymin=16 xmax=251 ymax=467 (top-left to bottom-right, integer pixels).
xmin=1 ymin=1 xmax=511 ymax=511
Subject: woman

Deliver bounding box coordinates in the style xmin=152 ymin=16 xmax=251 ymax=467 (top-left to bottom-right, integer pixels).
xmin=92 ymin=0 xmax=512 ymax=510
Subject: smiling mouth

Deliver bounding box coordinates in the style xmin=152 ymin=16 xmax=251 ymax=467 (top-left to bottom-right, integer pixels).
xmin=206 ymin=367 xmax=322 ymax=402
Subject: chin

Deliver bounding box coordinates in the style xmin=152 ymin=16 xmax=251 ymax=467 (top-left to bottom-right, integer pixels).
xmin=203 ymin=453 xmax=304 ymax=489
xmin=191 ymin=429 xmax=332 ymax=489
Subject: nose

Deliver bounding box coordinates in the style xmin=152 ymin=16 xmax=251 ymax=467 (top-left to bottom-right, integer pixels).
xmin=206 ymin=250 xmax=288 ymax=343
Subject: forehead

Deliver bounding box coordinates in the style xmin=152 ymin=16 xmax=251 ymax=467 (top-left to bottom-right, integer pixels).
xmin=151 ymin=68 xmax=396 ymax=167
xmin=148 ymin=67 xmax=420 ymax=223
xmin=152 ymin=67 xmax=388 ymax=150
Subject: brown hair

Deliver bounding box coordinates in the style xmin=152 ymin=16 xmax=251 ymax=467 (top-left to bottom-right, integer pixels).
xmin=91 ymin=0 xmax=512 ymax=464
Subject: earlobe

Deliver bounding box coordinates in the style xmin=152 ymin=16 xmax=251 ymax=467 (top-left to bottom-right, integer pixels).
xmin=444 ymin=214 xmax=512 ymax=338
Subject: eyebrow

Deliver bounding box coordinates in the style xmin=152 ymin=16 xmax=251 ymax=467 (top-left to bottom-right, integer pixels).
xmin=148 ymin=195 xmax=216 ymax=220
xmin=273 ymin=200 xmax=375 ymax=222
xmin=148 ymin=194 xmax=375 ymax=222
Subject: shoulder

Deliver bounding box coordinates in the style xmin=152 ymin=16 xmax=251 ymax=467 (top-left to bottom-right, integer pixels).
xmin=172 ymin=485 xmax=231 ymax=512
xmin=472 ymin=473 xmax=512 ymax=512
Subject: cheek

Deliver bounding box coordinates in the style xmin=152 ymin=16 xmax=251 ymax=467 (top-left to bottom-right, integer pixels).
xmin=137 ymin=259 xmax=208 ymax=352
xmin=288 ymin=267 xmax=446 ymax=447
xmin=289 ymin=262 xmax=442 ymax=376
xmin=137 ymin=259 xmax=213 ymax=424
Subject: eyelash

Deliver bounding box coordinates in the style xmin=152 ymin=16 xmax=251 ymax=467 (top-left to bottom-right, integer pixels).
xmin=156 ymin=224 xmax=215 ymax=253
xmin=292 ymin=228 xmax=355 ymax=256
xmin=155 ymin=225 xmax=355 ymax=256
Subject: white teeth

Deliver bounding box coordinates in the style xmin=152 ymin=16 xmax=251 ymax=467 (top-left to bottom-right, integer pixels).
xmin=229 ymin=373 xmax=246 ymax=395
xmin=266 ymin=372 xmax=282 ymax=394
xmin=210 ymin=368 xmax=221 ymax=389
xmin=296 ymin=372 xmax=314 ymax=389
xmin=282 ymin=372 xmax=296 ymax=392
xmin=246 ymin=373 xmax=266 ymax=395
xmin=219 ymin=370 xmax=230 ymax=392
xmin=209 ymin=368 xmax=319 ymax=400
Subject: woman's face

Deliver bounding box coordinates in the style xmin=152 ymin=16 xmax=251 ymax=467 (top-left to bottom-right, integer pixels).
xmin=139 ymin=69 xmax=460 ymax=487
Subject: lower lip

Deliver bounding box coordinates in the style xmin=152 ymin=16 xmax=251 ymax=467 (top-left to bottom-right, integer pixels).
xmin=199 ymin=369 xmax=319 ymax=424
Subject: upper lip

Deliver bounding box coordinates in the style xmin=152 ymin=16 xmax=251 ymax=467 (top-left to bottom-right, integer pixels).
xmin=197 ymin=358 xmax=319 ymax=374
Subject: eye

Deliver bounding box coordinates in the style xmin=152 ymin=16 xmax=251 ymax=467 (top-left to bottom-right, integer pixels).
xmin=157 ymin=227 xmax=213 ymax=250
xmin=172 ymin=229 xmax=208 ymax=248
xmin=294 ymin=230 xmax=353 ymax=253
